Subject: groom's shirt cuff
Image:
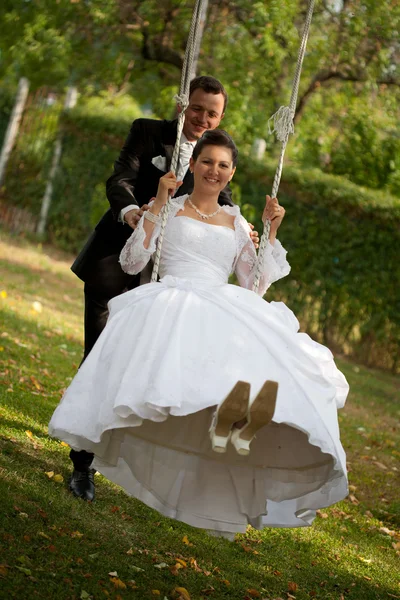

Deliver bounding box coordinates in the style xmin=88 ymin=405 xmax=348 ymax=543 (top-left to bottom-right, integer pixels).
xmin=119 ymin=204 xmax=139 ymax=223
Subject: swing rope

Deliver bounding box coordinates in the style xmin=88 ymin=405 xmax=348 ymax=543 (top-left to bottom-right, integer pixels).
xmin=151 ymin=0 xmax=207 ymax=283
xmin=252 ymin=0 xmax=316 ymax=293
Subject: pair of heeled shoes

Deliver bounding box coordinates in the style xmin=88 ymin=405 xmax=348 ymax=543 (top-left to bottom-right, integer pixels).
xmin=209 ymin=380 xmax=278 ymax=456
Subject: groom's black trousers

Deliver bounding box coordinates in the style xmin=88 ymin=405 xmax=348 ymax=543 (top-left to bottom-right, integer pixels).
xmin=70 ymin=254 xmax=140 ymax=471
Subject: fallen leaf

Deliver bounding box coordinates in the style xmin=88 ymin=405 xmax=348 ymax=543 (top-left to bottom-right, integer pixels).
xmin=374 ymin=461 xmax=388 ymax=470
xmin=53 ymin=474 xmax=64 ymax=483
xmin=60 ymin=441 xmax=69 ymax=447
xmin=32 ymin=301 xmax=43 ymax=313
xmin=15 ymin=566 xmax=31 ymax=576
xmin=110 ymin=577 xmax=126 ymax=589
xmin=349 ymin=494 xmax=359 ymax=505
xmin=30 ymin=375 xmax=42 ymax=390
xmin=173 ymin=588 xmax=191 ymax=600
xmin=130 ymin=565 xmax=144 ymax=573
xmin=71 ymin=531 xmax=84 ymax=538
xmin=126 ymin=548 xmax=134 ymax=555
xmin=25 ymin=430 xmax=34 ymax=440
xmin=0 ymin=565 xmax=8 ymax=577
xmin=154 ymin=562 xmax=168 ymax=569
xmin=246 ymin=589 xmax=261 ymax=597
xmin=108 ymin=571 xmax=118 ymax=577
xmin=175 ymin=558 xmax=187 ymax=568
xmin=80 ymin=591 xmax=91 ymax=599
xmin=288 ymin=582 xmax=298 ymax=592
xmin=182 ymin=535 xmax=193 ymax=546
xmin=188 ymin=558 xmax=201 ymax=572
xmin=152 ymin=592 xmax=161 ymax=596
xmin=45 ymin=471 xmax=54 ymax=479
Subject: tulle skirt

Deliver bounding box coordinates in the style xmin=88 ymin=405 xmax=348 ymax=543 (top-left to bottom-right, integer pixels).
xmin=49 ymin=275 xmax=349 ymax=534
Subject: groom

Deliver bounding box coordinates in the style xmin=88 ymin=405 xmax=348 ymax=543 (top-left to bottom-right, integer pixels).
xmin=68 ymin=75 xmax=256 ymax=501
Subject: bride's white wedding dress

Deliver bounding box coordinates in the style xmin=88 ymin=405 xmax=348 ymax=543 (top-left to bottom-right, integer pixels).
xmin=49 ymin=194 xmax=349 ymax=535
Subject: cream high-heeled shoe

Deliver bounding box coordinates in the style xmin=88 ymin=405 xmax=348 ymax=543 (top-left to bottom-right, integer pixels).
xmin=209 ymin=381 xmax=250 ymax=453
xmin=230 ymin=380 xmax=278 ymax=456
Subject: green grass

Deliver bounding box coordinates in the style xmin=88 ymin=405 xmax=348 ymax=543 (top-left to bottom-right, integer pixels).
xmin=0 ymin=230 xmax=399 ymax=600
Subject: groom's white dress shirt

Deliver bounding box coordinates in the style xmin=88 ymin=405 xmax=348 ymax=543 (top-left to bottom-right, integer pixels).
xmin=120 ymin=133 xmax=196 ymax=223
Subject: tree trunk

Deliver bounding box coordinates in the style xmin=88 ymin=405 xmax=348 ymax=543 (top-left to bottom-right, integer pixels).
xmin=37 ymin=87 xmax=78 ymax=236
xmin=0 ymin=78 xmax=30 ymax=187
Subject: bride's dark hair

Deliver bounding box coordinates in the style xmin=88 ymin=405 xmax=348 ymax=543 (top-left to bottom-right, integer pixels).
xmin=192 ymin=130 xmax=238 ymax=167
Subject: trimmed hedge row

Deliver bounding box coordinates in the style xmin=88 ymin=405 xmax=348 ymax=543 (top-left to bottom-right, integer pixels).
xmin=235 ymin=158 xmax=400 ymax=373
xmin=1 ymin=93 xmax=399 ymax=373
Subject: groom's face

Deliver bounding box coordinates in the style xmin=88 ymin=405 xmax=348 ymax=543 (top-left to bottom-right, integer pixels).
xmin=182 ymin=89 xmax=225 ymax=142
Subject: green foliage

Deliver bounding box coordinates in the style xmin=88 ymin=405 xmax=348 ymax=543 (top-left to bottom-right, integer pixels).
xmin=235 ymin=157 xmax=400 ymax=373
xmin=293 ymin=91 xmax=400 ymax=195
xmin=46 ymin=93 xmax=144 ymax=251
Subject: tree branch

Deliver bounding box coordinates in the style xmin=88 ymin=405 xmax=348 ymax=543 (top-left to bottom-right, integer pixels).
xmin=295 ymin=69 xmax=400 ymax=121
xmin=141 ymin=28 xmax=183 ymax=69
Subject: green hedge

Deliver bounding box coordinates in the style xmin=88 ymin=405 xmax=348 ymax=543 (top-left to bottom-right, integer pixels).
xmin=1 ymin=92 xmax=399 ymax=373
xmin=46 ymin=94 xmax=143 ymax=251
xmin=235 ymin=158 xmax=400 ymax=374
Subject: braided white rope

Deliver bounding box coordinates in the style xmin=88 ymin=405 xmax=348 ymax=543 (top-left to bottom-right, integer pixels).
xmin=252 ymin=0 xmax=316 ymax=293
xmin=151 ymin=0 xmax=206 ymax=282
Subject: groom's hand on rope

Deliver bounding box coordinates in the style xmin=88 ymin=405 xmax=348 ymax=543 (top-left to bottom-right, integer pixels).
xmin=154 ymin=171 xmax=183 ymax=210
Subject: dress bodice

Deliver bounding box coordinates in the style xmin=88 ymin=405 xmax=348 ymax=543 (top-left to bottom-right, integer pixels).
xmin=119 ymin=194 xmax=291 ymax=297
xmin=159 ymin=216 xmax=236 ymax=284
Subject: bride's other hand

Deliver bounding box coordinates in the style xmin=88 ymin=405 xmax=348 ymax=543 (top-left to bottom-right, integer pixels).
xmin=248 ymin=223 xmax=259 ymax=249
xmin=154 ymin=172 xmax=183 ymax=211
xmin=262 ymin=195 xmax=285 ymax=237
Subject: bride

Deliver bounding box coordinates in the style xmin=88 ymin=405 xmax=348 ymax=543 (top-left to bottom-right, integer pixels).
xmin=49 ymin=129 xmax=349 ymax=535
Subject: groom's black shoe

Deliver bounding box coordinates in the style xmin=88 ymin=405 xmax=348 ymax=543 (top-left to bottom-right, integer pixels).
xmin=69 ymin=449 xmax=95 ymax=501
xmin=69 ymin=468 xmax=95 ymax=501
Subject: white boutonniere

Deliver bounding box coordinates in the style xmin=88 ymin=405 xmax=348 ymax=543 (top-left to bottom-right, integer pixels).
xmin=151 ymin=155 xmax=167 ymax=172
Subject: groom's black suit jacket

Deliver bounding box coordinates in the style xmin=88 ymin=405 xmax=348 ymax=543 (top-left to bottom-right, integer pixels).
xmin=71 ymin=118 xmax=233 ymax=283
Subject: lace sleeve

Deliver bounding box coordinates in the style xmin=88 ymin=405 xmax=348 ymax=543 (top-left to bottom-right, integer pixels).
xmin=234 ymin=215 xmax=291 ymax=297
xmin=119 ymin=204 xmax=161 ymax=275
xmin=118 ymin=194 xmax=188 ymax=275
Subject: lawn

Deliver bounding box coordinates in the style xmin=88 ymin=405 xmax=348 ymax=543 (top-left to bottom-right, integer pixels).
xmin=0 ymin=230 xmax=399 ymax=600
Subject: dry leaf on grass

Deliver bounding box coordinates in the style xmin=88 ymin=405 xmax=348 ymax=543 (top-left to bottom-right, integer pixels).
xmin=173 ymin=587 xmax=191 ymax=600
xmin=0 ymin=565 xmax=8 ymax=577
xmin=246 ymin=589 xmax=261 ymax=597
xmin=110 ymin=577 xmax=126 ymax=589
xmin=182 ymin=535 xmax=193 ymax=546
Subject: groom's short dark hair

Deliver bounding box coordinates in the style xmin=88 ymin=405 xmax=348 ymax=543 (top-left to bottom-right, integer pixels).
xmin=189 ymin=76 xmax=228 ymax=112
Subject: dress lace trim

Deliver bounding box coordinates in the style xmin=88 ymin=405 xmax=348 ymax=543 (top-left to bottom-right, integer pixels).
xmin=119 ymin=194 xmax=291 ymax=296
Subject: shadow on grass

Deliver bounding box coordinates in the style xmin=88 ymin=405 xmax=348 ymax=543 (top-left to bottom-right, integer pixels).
xmin=1 ymin=279 xmax=399 ymax=598
xmin=0 ymin=434 xmax=399 ymax=599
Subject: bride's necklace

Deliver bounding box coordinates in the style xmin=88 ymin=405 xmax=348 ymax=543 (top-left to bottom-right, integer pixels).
xmin=187 ymin=196 xmax=222 ymax=220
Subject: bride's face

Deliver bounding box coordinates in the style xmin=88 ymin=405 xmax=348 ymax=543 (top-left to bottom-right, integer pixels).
xmin=190 ymin=146 xmax=236 ymax=195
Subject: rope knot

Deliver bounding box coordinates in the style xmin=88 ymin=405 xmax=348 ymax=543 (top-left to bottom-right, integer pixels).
xmin=268 ymin=106 xmax=295 ymax=143
xmin=174 ymin=93 xmax=189 ymax=111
